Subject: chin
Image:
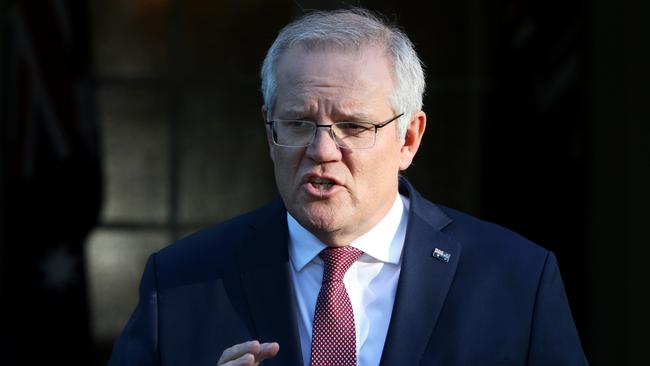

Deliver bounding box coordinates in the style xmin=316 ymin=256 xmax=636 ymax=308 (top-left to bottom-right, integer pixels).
xmin=296 ymin=201 xmax=342 ymax=234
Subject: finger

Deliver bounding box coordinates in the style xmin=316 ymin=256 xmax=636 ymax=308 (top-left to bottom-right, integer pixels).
xmin=256 ymin=342 xmax=280 ymax=362
xmin=219 ymin=353 xmax=255 ymax=366
xmin=218 ymin=340 xmax=261 ymax=364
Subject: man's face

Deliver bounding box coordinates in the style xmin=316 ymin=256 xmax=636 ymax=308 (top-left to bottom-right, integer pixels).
xmin=267 ymin=45 xmax=420 ymax=246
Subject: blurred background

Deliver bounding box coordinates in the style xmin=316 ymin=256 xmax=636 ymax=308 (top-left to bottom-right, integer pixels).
xmin=1 ymin=0 xmax=648 ymax=365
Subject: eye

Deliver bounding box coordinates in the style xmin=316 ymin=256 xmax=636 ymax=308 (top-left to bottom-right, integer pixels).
xmin=282 ymin=120 xmax=312 ymax=130
xmin=337 ymin=122 xmax=373 ymax=134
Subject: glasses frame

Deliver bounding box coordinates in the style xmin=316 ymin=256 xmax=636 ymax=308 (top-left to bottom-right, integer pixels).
xmin=265 ymin=113 xmax=404 ymax=149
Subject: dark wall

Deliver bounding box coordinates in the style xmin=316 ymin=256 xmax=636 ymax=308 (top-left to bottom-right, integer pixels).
xmin=1 ymin=0 xmax=98 ymax=364
xmin=480 ymin=0 xmax=588 ymax=343
xmin=585 ymin=0 xmax=650 ymax=364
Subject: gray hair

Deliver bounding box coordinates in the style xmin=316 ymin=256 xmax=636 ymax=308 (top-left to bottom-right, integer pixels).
xmin=260 ymin=8 xmax=425 ymax=139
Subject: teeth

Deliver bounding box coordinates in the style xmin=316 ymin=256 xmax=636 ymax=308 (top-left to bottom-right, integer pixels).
xmin=309 ymin=177 xmax=334 ymax=190
xmin=313 ymin=183 xmax=333 ymax=190
xmin=310 ymin=177 xmax=334 ymax=184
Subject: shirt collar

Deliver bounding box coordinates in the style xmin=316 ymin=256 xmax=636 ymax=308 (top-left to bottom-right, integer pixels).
xmin=288 ymin=193 xmax=408 ymax=272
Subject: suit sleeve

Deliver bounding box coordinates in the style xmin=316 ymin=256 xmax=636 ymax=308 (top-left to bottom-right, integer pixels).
xmin=527 ymin=252 xmax=589 ymax=365
xmin=108 ymin=254 xmax=160 ymax=366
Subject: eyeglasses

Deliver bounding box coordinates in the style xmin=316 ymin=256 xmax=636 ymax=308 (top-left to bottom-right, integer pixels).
xmin=266 ymin=113 xmax=403 ymax=149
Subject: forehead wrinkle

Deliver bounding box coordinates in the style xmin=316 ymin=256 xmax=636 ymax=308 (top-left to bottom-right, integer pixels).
xmin=279 ymin=87 xmax=363 ymax=114
xmin=274 ymin=46 xmax=393 ymax=121
xmin=279 ymin=93 xmax=381 ymax=124
xmin=290 ymin=78 xmax=365 ymax=95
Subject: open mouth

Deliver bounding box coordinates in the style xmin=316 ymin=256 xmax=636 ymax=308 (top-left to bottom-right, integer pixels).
xmin=309 ymin=177 xmax=335 ymax=190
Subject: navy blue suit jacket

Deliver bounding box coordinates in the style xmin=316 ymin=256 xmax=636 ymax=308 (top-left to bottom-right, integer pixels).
xmin=109 ymin=179 xmax=588 ymax=365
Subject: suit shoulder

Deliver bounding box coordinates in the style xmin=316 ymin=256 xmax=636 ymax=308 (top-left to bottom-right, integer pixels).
xmin=151 ymin=200 xmax=284 ymax=289
xmin=403 ymin=180 xmax=550 ymax=264
xmin=417 ymin=203 xmax=554 ymax=292
xmin=434 ymin=204 xmax=550 ymax=267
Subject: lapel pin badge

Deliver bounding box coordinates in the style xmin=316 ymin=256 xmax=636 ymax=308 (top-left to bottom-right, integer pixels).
xmin=432 ymin=248 xmax=451 ymax=263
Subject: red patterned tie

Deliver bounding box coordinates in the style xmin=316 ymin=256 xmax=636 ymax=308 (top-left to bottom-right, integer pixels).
xmin=310 ymin=246 xmax=363 ymax=366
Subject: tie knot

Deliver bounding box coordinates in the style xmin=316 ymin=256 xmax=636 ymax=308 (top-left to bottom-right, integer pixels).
xmin=319 ymin=246 xmax=363 ymax=283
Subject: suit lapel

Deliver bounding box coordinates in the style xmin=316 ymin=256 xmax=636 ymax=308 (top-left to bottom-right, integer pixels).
xmin=380 ymin=181 xmax=462 ymax=366
xmin=238 ymin=201 xmax=303 ymax=366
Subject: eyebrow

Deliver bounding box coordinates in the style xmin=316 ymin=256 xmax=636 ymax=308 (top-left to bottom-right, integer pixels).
xmin=340 ymin=112 xmax=374 ymax=122
xmin=275 ymin=110 xmax=375 ymax=122
xmin=274 ymin=108 xmax=310 ymax=119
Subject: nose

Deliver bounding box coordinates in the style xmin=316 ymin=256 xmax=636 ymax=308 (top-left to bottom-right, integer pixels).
xmin=306 ymin=127 xmax=342 ymax=162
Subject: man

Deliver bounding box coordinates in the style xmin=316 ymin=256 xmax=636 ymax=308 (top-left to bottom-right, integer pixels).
xmin=109 ymin=9 xmax=588 ymax=366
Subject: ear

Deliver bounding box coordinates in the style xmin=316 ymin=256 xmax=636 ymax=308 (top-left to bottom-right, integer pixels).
xmin=262 ymin=105 xmax=276 ymax=162
xmin=261 ymin=105 xmax=269 ymax=121
xmin=399 ymin=111 xmax=426 ymax=171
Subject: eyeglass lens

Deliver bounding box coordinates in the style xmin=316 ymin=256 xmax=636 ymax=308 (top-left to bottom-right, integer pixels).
xmin=273 ymin=121 xmax=377 ymax=149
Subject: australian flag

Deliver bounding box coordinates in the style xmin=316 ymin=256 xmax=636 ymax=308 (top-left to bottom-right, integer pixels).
xmin=1 ymin=1 xmax=101 ymax=364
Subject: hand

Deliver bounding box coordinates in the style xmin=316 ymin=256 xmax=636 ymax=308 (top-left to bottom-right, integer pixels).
xmin=217 ymin=340 xmax=280 ymax=366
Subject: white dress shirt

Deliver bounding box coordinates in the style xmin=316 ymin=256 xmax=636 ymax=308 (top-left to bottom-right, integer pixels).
xmin=288 ymin=193 xmax=409 ymax=366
